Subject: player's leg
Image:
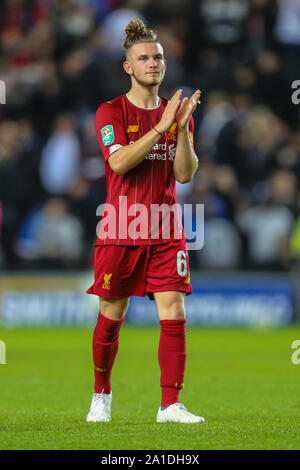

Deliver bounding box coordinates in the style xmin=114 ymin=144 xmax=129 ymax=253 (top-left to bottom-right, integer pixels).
xmin=93 ymin=296 xmax=129 ymax=396
xmin=146 ymin=241 xmax=190 ymax=411
xmin=154 ymin=290 xmax=205 ymax=423
xmin=87 ymin=296 xmax=129 ymax=422
xmin=86 ymin=244 xmax=148 ymax=422
xmin=146 ymin=239 xmax=204 ymax=423
xmin=154 ymin=291 xmax=187 ymax=407
xmin=93 ymin=296 xmax=129 ymax=393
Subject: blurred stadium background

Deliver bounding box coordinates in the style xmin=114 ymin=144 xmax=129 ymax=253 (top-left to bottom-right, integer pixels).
xmin=1 ymin=0 xmax=300 ymax=328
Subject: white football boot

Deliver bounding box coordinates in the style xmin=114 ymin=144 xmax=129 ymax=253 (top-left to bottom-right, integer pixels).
xmin=156 ymin=403 xmax=205 ymax=424
xmin=86 ymin=391 xmax=112 ymax=422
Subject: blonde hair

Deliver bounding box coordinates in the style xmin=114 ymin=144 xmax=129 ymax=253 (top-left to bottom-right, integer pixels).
xmin=123 ymin=20 xmax=158 ymax=53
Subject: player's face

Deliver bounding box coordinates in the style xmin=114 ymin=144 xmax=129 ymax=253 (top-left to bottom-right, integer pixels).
xmin=124 ymin=42 xmax=166 ymax=87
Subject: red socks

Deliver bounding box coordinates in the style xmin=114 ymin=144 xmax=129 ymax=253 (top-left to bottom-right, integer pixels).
xmin=158 ymin=319 xmax=186 ymax=408
xmin=92 ymin=313 xmax=186 ymax=408
xmin=93 ymin=311 xmax=125 ymax=394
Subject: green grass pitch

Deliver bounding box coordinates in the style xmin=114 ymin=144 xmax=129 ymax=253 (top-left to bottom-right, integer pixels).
xmin=0 ymin=325 xmax=299 ymax=450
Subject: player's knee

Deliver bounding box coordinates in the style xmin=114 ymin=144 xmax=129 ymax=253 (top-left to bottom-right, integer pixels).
xmin=100 ymin=297 xmax=129 ymax=321
xmin=170 ymin=302 xmax=186 ymax=320
xmin=160 ymin=301 xmax=186 ymax=320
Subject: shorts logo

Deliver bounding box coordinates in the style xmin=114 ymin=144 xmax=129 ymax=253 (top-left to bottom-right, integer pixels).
xmin=102 ymin=273 xmax=112 ymax=290
xmin=184 ymin=276 xmax=190 ymax=285
xmin=167 ymin=122 xmax=177 ymax=141
xmin=101 ymin=125 xmax=114 ymax=146
xmin=127 ymin=125 xmax=139 ymax=133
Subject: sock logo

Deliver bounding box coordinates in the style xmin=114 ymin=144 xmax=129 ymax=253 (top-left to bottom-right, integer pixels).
xmin=175 ymin=382 xmax=184 ymax=389
xmin=102 ymin=273 xmax=112 ymax=290
xmin=95 ymin=366 xmax=107 ymax=372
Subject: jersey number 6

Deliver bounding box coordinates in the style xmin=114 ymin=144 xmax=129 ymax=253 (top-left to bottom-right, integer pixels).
xmin=177 ymin=250 xmax=188 ymax=277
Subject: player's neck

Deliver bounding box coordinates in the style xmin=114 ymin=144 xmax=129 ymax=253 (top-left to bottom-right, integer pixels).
xmin=126 ymin=84 xmax=160 ymax=109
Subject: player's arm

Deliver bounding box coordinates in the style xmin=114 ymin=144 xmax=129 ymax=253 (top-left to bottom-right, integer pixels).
xmin=108 ymin=127 xmax=162 ymax=175
xmin=173 ymin=90 xmax=201 ymax=184
xmin=108 ymin=90 xmax=183 ymax=175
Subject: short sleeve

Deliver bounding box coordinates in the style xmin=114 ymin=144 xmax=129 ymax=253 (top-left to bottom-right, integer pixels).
xmin=95 ymin=102 xmax=128 ymax=163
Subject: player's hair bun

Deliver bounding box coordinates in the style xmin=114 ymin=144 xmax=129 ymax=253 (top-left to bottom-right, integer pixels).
xmin=125 ymin=20 xmax=148 ymax=40
xmin=123 ymin=20 xmax=157 ymax=51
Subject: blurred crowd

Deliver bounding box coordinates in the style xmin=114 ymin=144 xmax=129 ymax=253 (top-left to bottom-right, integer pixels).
xmin=1 ymin=0 xmax=300 ymax=271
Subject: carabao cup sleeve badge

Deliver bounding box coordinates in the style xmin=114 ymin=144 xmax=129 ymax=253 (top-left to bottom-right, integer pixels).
xmin=101 ymin=125 xmax=115 ymax=146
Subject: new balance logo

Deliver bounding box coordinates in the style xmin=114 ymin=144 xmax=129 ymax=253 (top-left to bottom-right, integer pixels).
xmin=127 ymin=125 xmax=139 ymax=133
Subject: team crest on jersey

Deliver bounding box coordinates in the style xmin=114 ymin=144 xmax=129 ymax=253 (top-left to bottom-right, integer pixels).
xmin=167 ymin=122 xmax=177 ymax=141
xmin=101 ymin=125 xmax=114 ymax=146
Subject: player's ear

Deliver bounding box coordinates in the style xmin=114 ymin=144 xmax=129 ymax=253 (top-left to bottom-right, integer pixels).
xmin=123 ymin=60 xmax=132 ymax=76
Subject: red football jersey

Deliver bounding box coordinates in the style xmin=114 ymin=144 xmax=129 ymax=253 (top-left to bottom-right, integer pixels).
xmin=94 ymin=94 xmax=194 ymax=245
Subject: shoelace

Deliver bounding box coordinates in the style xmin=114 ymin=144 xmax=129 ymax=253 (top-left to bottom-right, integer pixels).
xmin=175 ymin=403 xmax=188 ymax=412
xmin=175 ymin=403 xmax=202 ymax=420
xmin=178 ymin=403 xmax=187 ymax=411
xmin=93 ymin=391 xmax=106 ymax=405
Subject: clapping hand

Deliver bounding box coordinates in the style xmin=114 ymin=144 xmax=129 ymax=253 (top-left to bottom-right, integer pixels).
xmin=176 ymin=89 xmax=201 ymax=131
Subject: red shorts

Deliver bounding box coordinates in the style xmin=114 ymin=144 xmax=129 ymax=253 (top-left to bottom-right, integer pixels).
xmin=87 ymin=239 xmax=192 ymax=300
